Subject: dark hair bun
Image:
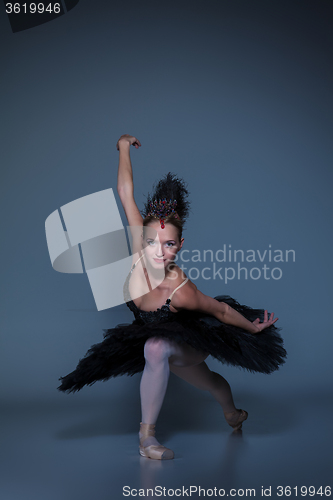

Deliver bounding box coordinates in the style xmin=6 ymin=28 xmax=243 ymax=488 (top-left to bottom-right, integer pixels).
xmin=141 ymin=172 xmax=191 ymax=225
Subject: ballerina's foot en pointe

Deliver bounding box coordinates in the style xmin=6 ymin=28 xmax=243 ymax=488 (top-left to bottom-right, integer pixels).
xmin=139 ymin=423 xmax=174 ymax=460
xmin=224 ymin=409 xmax=248 ymax=431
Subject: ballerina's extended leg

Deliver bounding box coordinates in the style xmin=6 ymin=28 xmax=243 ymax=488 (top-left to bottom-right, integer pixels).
xmin=170 ymin=361 xmax=248 ymax=430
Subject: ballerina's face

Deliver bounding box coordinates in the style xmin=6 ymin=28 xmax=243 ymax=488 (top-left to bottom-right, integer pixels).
xmin=142 ymin=221 xmax=184 ymax=269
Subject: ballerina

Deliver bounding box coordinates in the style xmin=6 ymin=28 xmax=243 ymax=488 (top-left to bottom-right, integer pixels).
xmin=58 ymin=134 xmax=286 ymax=460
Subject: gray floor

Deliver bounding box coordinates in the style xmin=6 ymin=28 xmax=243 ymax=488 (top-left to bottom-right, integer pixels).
xmin=2 ymin=384 xmax=332 ymax=500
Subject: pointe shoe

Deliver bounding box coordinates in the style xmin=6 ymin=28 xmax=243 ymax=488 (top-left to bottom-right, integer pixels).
xmin=224 ymin=409 xmax=248 ymax=431
xmin=139 ymin=423 xmax=174 ymax=460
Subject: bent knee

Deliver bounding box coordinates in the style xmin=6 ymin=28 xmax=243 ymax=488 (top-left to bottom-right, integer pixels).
xmin=144 ymin=337 xmax=173 ymax=365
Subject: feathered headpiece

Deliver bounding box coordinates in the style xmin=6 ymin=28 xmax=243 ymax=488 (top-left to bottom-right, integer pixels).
xmin=141 ymin=172 xmax=190 ymax=229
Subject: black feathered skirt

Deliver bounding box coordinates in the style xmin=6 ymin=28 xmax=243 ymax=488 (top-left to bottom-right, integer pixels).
xmin=58 ymin=296 xmax=286 ymax=394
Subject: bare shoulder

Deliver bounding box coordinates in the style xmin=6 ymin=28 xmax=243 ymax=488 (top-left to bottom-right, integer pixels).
xmin=170 ymin=279 xmax=228 ymax=316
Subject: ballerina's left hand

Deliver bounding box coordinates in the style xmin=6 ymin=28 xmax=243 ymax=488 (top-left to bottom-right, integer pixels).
xmin=252 ymin=310 xmax=278 ymax=333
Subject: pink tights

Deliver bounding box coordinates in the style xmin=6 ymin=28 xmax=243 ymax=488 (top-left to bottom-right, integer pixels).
xmin=139 ymin=337 xmax=237 ymax=447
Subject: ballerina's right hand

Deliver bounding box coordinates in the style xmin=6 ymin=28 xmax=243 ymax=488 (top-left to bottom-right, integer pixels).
xmin=116 ymin=134 xmax=141 ymax=150
xmin=252 ymin=310 xmax=278 ymax=333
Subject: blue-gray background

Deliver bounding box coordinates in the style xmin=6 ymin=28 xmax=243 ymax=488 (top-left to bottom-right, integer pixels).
xmin=1 ymin=1 xmax=332 ymax=499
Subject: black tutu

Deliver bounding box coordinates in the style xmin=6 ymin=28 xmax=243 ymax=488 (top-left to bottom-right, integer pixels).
xmin=58 ymin=295 xmax=286 ymax=394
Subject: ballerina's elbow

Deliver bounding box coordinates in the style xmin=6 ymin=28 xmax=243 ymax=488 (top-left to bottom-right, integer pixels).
xmin=217 ymin=302 xmax=230 ymax=321
xmin=117 ymin=183 xmax=133 ymax=196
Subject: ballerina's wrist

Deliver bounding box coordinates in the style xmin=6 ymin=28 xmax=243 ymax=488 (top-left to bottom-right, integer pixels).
xmin=118 ymin=140 xmax=131 ymax=151
xmin=249 ymin=323 xmax=260 ymax=334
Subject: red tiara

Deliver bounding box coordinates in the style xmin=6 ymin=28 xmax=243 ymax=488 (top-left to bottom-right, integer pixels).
xmin=146 ymin=199 xmax=179 ymax=229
